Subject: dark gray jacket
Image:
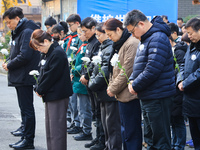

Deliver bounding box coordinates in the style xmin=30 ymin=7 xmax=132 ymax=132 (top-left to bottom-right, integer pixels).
xmin=88 ymin=39 xmax=116 ymax=102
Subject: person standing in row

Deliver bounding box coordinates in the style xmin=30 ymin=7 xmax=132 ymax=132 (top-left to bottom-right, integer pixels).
xmin=105 ymin=18 xmax=142 ymax=150
xmin=2 ymin=7 xmax=40 ymax=149
xmin=177 ymin=18 xmax=200 ymax=150
xmin=88 ymin=22 xmax=122 ymax=150
xmin=125 ymin=10 xmax=176 ymax=149
xmin=30 ymin=29 xmax=73 ymax=150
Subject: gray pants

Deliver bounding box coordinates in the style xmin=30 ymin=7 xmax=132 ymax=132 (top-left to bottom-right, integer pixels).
xmin=77 ymin=93 xmax=92 ymax=134
xmin=69 ymin=93 xmax=80 ymax=127
xmin=45 ymin=98 xmax=69 ymax=150
xmin=101 ymin=101 xmax=122 ymax=150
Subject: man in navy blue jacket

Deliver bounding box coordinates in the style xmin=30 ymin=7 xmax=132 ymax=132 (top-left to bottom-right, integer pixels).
xmin=177 ymin=18 xmax=200 ymax=150
xmin=124 ymin=10 xmax=176 ymax=149
xmin=2 ymin=7 xmax=40 ymax=149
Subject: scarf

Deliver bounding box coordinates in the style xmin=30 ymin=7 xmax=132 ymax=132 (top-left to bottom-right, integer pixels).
xmin=108 ymin=28 xmax=131 ymax=73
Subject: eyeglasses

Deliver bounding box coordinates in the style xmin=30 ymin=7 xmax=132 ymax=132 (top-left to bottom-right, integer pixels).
xmin=78 ymin=33 xmax=82 ymax=37
xmin=128 ymin=22 xmax=138 ymax=35
xmin=82 ymin=29 xmax=90 ymax=34
xmin=68 ymin=23 xmax=75 ymax=27
xmin=95 ymin=33 xmax=103 ymax=39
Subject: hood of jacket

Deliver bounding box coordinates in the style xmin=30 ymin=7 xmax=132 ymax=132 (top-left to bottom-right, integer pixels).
xmin=100 ymin=39 xmax=113 ymax=51
xmin=174 ymin=41 xmax=188 ymax=53
xmin=141 ymin=16 xmax=171 ymax=42
xmin=12 ymin=18 xmax=39 ymax=39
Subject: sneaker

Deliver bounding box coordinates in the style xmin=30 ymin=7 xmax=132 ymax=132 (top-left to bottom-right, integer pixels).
xmin=74 ymin=132 xmax=93 ymax=141
xmin=186 ymin=139 xmax=193 ymax=145
xmin=67 ymin=126 xmax=82 ymax=134
xmin=85 ymin=138 xmax=99 ymax=148
xmin=90 ymin=142 xmax=106 ymax=150
xmin=188 ymin=142 xmax=194 ymax=148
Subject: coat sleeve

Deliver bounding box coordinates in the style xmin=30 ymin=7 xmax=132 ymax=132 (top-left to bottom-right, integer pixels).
xmin=108 ymin=42 xmax=137 ymax=95
xmin=132 ymin=35 xmax=171 ymax=92
xmin=7 ymin=29 xmax=34 ymax=70
xmin=36 ymin=51 xmax=66 ymax=95
xmin=88 ymin=46 xmax=111 ymax=91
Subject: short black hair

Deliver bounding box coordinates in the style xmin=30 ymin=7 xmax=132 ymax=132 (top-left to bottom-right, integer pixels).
xmin=3 ymin=7 xmax=24 ymax=19
xmin=177 ymin=18 xmax=183 ymax=22
xmin=168 ymin=23 xmax=179 ymax=35
xmin=124 ymin=9 xmax=147 ymax=27
xmin=44 ymin=16 xmax=57 ymax=26
xmin=161 ymin=15 xmax=168 ymax=20
xmin=35 ymin=22 xmax=41 ymax=28
xmin=81 ymin=17 xmax=97 ymax=29
xmin=52 ymin=21 xmax=68 ymax=34
xmin=95 ymin=22 xmax=105 ymax=33
xmin=66 ymin=14 xmax=81 ymax=24
xmin=185 ymin=17 xmax=200 ymax=32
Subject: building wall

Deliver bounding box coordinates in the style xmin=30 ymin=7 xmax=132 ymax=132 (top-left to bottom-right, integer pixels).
xmin=178 ymin=0 xmax=200 ymax=18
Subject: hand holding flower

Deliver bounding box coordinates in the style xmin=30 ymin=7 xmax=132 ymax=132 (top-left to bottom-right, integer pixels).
xmin=2 ymin=62 xmax=8 ymax=71
xmin=107 ymin=88 xmax=115 ymax=97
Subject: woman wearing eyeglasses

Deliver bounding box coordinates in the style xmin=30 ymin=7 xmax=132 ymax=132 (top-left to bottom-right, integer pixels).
xmin=30 ymin=29 xmax=73 ymax=150
xmin=104 ymin=18 xmax=142 ymax=150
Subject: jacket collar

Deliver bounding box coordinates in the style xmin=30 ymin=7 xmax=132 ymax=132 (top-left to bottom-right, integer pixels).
xmin=88 ymin=34 xmax=96 ymax=43
xmin=46 ymin=41 xmax=59 ymax=57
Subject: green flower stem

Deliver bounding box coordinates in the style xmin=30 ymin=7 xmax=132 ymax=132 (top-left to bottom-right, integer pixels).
xmin=117 ymin=62 xmax=130 ymax=84
xmin=174 ymin=54 xmax=182 ymax=81
xmin=98 ymin=64 xmax=109 ymax=86
xmin=33 ymin=75 xmax=38 ymax=84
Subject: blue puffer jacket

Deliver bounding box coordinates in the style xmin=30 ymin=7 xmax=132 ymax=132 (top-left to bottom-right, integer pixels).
xmin=129 ymin=16 xmax=176 ymax=100
xmin=177 ymin=41 xmax=200 ymax=117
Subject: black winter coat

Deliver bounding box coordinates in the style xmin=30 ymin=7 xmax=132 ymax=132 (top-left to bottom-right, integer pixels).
xmin=177 ymin=41 xmax=200 ymax=117
xmin=88 ymin=39 xmax=116 ymax=102
xmin=81 ymin=34 xmax=100 ymax=80
xmin=7 ymin=18 xmax=40 ymax=86
xmin=36 ymin=42 xmax=73 ymax=102
xmin=172 ymin=41 xmax=187 ymax=117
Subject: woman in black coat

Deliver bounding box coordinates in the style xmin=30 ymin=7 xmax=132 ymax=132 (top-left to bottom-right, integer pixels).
xmin=30 ymin=29 xmax=73 ymax=150
xmin=88 ymin=23 xmax=122 ymax=150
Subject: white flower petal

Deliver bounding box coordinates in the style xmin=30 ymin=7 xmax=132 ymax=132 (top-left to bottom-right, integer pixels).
xmin=92 ymin=55 xmax=102 ymax=65
xmin=0 ymin=48 xmax=9 ymax=55
xmin=29 ymin=70 xmax=39 ymax=76
xmin=110 ymin=53 xmax=119 ymax=68
xmin=81 ymin=57 xmax=90 ymax=64
xmin=70 ymin=46 xmax=78 ymax=51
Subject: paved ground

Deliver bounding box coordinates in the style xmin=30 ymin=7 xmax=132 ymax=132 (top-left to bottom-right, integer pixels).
xmin=0 ymin=58 xmax=194 ymax=150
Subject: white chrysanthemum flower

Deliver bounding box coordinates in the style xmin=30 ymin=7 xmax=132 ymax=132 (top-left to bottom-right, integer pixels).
xmin=29 ymin=70 xmax=39 ymax=76
xmin=58 ymin=40 xmax=64 ymax=45
xmin=139 ymin=44 xmax=144 ymax=51
xmin=81 ymin=57 xmax=90 ymax=64
xmin=0 ymin=48 xmax=9 ymax=55
xmin=92 ymin=55 xmax=102 ymax=65
xmin=70 ymin=46 xmax=78 ymax=51
xmin=41 ymin=59 xmax=46 ymax=65
xmin=110 ymin=53 xmax=119 ymax=68
xmin=68 ymin=57 xmax=73 ymax=63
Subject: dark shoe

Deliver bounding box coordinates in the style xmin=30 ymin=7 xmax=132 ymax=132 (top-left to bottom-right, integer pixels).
xmin=12 ymin=139 xmax=34 ymax=149
xmin=11 ymin=126 xmax=24 ymax=135
xmin=85 ymin=138 xmax=99 ymax=148
xmin=12 ymin=130 xmax=23 ymax=136
xmin=67 ymin=122 xmax=75 ymax=129
xmin=90 ymin=142 xmax=106 ymax=150
xmin=74 ymin=132 xmax=92 ymax=141
xmin=67 ymin=126 xmax=82 ymax=134
xmin=9 ymin=139 xmax=23 ymax=148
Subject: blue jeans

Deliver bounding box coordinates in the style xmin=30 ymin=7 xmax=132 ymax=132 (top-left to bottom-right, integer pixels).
xmin=171 ymin=116 xmax=186 ymax=150
xmin=77 ymin=93 xmax=92 ymax=134
xmin=141 ymin=97 xmax=172 ymax=150
xmin=118 ymin=99 xmax=142 ymax=150
xmin=69 ymin=93 xmax=80 ymax=127
xmin=188 ymin=117 xmax=200 ymax=150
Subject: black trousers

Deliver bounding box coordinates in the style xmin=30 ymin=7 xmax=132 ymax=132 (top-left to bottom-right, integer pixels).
xmin=15 ymin=86 xmax=35 ymax=143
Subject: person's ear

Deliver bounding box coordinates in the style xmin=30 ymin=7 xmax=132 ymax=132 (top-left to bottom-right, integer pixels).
xmin=91 ymin=26 xmax=95 ymax=32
